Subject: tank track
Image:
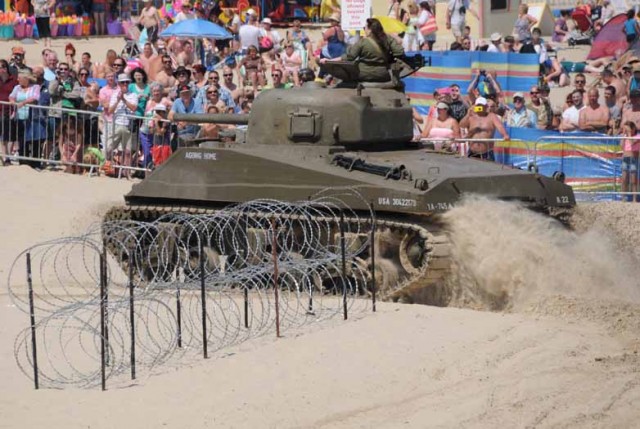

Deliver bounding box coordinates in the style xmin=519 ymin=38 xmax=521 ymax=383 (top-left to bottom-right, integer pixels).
xmin=103 ymin=205 xmax=453 ymax=306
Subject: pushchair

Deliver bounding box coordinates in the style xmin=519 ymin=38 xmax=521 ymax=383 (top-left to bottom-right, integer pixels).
xmin=121 ymin=23 xmax=142 ymax=58
xmin=568 ymin=8 xmax=594 ymax=46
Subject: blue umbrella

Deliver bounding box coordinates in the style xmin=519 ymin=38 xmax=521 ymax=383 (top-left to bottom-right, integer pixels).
xmin=159 ymin=19 xmax=232 ymax=39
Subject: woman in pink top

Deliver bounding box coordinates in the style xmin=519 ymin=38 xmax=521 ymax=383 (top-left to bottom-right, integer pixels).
xmin=620 ymin=121 xmax=640 ymax=201
xmin=422 ymin=101 xmax=460 ymax=150
xmin=281 ymin=43 xmax=302 ymax=86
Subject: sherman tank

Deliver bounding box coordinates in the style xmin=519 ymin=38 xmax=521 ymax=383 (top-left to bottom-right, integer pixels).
xmin=104 ymin=61 xmax=575 ymax=305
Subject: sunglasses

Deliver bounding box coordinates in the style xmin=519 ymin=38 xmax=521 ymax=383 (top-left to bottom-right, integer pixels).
xmin=207 ymin=91 xmax=219 ymax=95
xmin=80 ymin=72 xmax=89 ymax=76
xmin=209 ymin=76 xmax=219 ymax=80
xmin=530 ymin=91 xmax=539 ymax=95
xmin=114 ymin=63 xmax=125 ymax=67
xmin=163 ymin=60 xmax=172 ymax=64
xmin=58 ymin=67 xmax=69 ymax=71
xmin=223 ymin=73 xmax=233 ymax=77
xmin=575 ymin=80 xmax=585 ymax=84
xmin=271 ymin=74 xmax=281 ymax=78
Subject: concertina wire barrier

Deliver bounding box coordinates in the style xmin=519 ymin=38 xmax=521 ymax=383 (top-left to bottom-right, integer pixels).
xmin=7 ymin=193 xmax=388 ymax=390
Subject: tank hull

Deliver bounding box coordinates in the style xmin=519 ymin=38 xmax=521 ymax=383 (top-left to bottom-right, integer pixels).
xmin=126 ymin=145 xmax=575 ymax=214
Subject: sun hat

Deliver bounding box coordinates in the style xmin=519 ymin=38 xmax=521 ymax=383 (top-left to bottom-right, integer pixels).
xmin=117 ymin=73 xmax=131 ymax=82
xmin=262 ymin=17 xmax=272 ymax=24
xmin=329 ymin=12 xmax=340 ymax=22
xmin=173 ymin=65 xmax=192 ymax=78
xmin=475 ymin=96 xmax=487 ymax=106
xmin=490 ymin=32 xmax=502 ymax=42
xmin=436 ymin=102 xmax=449 ymax=109
xmin=154 ymin=104 xmax=167 ymax=111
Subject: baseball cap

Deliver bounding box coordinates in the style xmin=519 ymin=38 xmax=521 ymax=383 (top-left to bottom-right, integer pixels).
xmin=178 ymin=84 xmax=191 ymax=93
xmin=475 ymin=97 xmax=488 ymax=106
xmin=436 ymin=102 xmax=449 ymax=109
xmin=246 ymin=8 xmax=256 ymax=15
xmin=117 ymin=73 xmax=131 ymax=82
xmin=513 ymin=92 xmax=525 ymax=100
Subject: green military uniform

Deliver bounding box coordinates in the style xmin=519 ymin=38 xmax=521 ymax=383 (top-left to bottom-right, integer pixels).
xmin=342 ymin=36 xmax=404 ymax=82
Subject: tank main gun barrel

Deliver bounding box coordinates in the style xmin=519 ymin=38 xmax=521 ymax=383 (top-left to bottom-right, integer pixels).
xmin=172 ymin=113 xmax=250 ymax=125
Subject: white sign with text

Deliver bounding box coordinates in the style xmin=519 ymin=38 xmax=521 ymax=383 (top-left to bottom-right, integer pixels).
xmin=341 ymin=0 xmax=371 ymax=31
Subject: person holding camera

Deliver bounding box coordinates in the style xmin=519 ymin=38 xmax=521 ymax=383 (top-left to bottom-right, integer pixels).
xmin=9 ymin=47 xmax=32 ymax=77
xmin=446 ymin=0 xmax=478 ymax=43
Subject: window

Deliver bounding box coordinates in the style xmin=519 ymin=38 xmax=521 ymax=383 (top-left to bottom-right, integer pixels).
xmin=491 ymin=0 xmax=508 ymax=11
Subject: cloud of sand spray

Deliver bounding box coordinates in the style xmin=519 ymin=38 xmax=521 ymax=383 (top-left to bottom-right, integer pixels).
xmin=441 ymin=196 xmax=640 ymax=311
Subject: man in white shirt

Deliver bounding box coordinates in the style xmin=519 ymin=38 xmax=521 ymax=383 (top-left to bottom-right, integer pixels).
xmin=106 ymin=74 xmax=139 ymax=173
xmin=174 ymin=1 xmax=195 ymax=23
xmin=446 ymin=0 xmax=478 ymax=42
xmin=560 ymin=90 xmax=585 ymax=132
xmin=487 ymin=33 xmax=502 ymax=53
xmin=239 ymin=10 xmax=261 ymax=53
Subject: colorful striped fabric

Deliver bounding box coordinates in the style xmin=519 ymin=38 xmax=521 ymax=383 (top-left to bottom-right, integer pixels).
xmin=495 ymin=128 xmax=623 ymax=199
xmin=404 ymin=51 xmax=540 ymax=114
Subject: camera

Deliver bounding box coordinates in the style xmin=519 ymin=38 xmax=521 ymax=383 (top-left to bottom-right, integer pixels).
xmin=479 ymin=69 xmax=486 ymax=76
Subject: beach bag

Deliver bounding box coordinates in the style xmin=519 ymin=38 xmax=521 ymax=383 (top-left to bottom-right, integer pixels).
xmin=419 ymin=15 xmax=438 ymax=36
xmin=259 ymin=35 xmax=274 ymax=51
xmin=151 ymin=144 xmax=172 ymax=166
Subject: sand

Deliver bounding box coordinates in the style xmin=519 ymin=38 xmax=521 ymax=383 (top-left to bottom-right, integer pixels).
xmin=1 ymin=164 xmax=640 ymax=428
xmin=2 ymin=37 xmax=640 ymax=428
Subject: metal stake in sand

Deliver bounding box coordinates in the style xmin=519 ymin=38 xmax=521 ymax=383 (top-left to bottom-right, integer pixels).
xmin=99 ymin=253 xmax=107 ymax=391
xmin=340 ymin=211 xmax=348 ymax=320
xmin=176 ymin=266 xmax=182 ymax=349
xmin=26 ymin=252 xmax=39 ymax=389
xmin=102 ymin=244 xmax=110 ymax=366
xmin=199 ymin=237 xmax=209 ymax=359
xmin=369 ymin=202 xmax=376 ymax=312
xmin=243 ymin=214 xmax=249 ymax=329
xmin=128 ymin=248 xmax=136 ymax=380
xmin=271 ymin=218 xmax=280 ymax=338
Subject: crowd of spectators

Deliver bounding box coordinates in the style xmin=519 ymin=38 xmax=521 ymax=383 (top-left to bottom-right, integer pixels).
xmin=0 ymin=0 xmax=639 ymax=191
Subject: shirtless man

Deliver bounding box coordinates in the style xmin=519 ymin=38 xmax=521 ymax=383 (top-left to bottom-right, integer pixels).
xmin=138 ymin=42 xmax=158 ymax=76
xmin=601 ymin=69 xmax=626 ymax=102
xmin=177 ymin=40 xmax=195 ymax=68
xmin=74 ymin=52 xmax=96 ymax=77
xmin=460 ymin=97 xmax=510 ymax=161
xmin=578 ymin=88 xmax=610 ymax=133
xmin=621 ymin=89 xmax=640 ymax=129
xmin=95 ymin=49 xmax=117 ymax=79
xmin=221 ymin=66 xmax=242 ymax=102
xmin=155 ymin=54 xmax=176 ymax=95
xmin=139 ymin=0 xmax=161 ymax=45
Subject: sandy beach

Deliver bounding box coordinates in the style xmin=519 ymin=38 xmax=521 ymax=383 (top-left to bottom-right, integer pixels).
xmin=1 ymin=37 xmax=640 ymax=428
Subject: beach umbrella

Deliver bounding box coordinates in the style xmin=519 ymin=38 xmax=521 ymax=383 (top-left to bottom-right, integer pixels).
xmin=372 ymin=15 xmax=407 ymax=34
xmin=159 ymin=19 xmax=232 ymax=39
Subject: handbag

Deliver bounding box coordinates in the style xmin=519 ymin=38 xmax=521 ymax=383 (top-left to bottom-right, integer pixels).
xmin=419 ymin=15 xmax=438 ymax=36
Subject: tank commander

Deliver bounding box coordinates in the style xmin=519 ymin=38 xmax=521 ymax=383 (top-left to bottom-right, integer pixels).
xmin=320 ymin=18 xmax=404 ymax=83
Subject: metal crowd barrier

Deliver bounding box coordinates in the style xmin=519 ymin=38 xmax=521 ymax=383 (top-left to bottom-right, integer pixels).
xmin=0 ymin=101 xmax=166 ymax=178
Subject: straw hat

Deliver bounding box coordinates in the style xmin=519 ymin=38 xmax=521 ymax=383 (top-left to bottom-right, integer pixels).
xmin=490 ymin=32 xmax=502 ymax=42
xmin=329 ymin=12 xmax=340 ymax=23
